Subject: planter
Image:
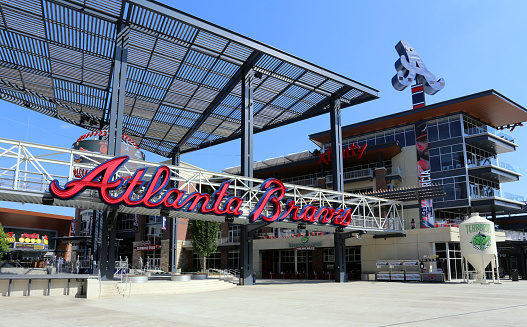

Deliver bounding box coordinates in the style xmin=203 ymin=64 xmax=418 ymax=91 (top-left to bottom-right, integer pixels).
xmin=122 ymin=275 xmax=149 ymax=283
xmin=171 ymin=274 xmax=191 ymax=282
xmin=191 ymin=273 xmax=208 ymax=280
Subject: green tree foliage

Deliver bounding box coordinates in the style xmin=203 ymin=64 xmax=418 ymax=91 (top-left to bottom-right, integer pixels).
xmin=0 ymin=223 xmax=10 ymax=259
xmin=189 ymin=220 xmax=220 ymax=271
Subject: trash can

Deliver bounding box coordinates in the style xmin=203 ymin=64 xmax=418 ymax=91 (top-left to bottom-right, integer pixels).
xmin=252 ymin=273 xmax=256 ymax=285
xmin=511 ymin=269 xmax=519 ymax=281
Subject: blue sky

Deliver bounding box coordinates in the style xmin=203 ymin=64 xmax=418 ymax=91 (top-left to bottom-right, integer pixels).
xmin=0 ymin=0 xmax=526 ymax=216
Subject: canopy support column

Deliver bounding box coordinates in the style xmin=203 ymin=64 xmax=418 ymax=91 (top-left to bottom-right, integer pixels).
xmin=108 ymin=24 xmax=129 ymax=157
xmin=169 ymin=149 xmax=180 ymax=272
xmin=330 ymin=98 xmax=344 ymax=193
xmin=100 ymin=209 xmax=118 ymax=280
xmin=334 ymin=232 xmax=355 ymax=283
xmin=240 ymin=66 xmax=254 ymax=286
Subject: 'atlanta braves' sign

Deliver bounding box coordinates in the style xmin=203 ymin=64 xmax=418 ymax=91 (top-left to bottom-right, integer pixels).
xmin=49 ymin=156 xmax=356 ymax=227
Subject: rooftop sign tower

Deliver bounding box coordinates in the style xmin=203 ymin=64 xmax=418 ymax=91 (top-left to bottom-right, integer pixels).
xmin=392 ymin=40 xmax=445 ymax=228
xmin=392 ymin=40 xmax=445 ymax=108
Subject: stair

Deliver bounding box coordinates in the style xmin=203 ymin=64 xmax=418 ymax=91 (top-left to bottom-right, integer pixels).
xmin=99 ymin=278 xmax=236 ymax=298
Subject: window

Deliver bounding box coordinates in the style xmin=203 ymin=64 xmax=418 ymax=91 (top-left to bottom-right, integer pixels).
xmin=147 ymin=216 xmax=163 ymax=237
xmin=428 ymin=124 xmax=439 ymax=142
xmin=193 ymin=251 xmax=221 ymax=270
xmin=427 ymin=116 xmax=462 ymax=141
xmin=337 ymin=125 xmax=416 ymax=149
xmin=79 ymin=210 xmax=92 ymax=236
xmin=346 ymin=247 xmax=361 ymax=262
xmin=469 ymin=176 xmax=500 ymax=199
xmin=228 ymin=250 xmax=239 ymax=269
xmin=405 ymin=129 xmax=416 ymax=146
xmin=117 ymin=214 xmax=135 ymax=231
xmin=280 ymin=250 xmax=295 ymax=263
xmin=324 ymin=248 xmax=335 ymax=262
xmin=429 ymin=144 xmax=465 ymax=172
xmin=434 ymin=176 xmax=467 ymax=202
xmin=228 ymin=224 xmax=240 ymax=243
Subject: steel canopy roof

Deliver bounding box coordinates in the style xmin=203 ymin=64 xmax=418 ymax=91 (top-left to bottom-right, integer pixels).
xmin=0 ymin=0 xmax=379 ymax=157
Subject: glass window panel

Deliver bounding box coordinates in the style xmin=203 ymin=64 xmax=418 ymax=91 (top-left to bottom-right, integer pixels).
xmin=430 ymin=156 xmax=441 ymax=172
xmin=457 ymin=181 xmax=467 ymax=199
xmin=429 ymin=148 xmax=439 ymax=156
xmin=428 ymin=125 xmax=439 ymax=142
xmin=395 ymin=132 xmax=405 ymax=146
xmin=440 ymin=146 xmax=451 ymax=155
xmin=450 ymin=120 xmax=462 ymax=137
xmin=452 ymin=144 xmax=463 ymax=152
xmin=441 ymin=153 xmax=453 ymax=170
xmin=436 ymin=243 xmax=446 ymax=251
xmin=438 ymin=123 xmax=450 ymax=140
xmin=444 ymin=177 xmax=454 ymax=184
xmin=405 ymin=130 xmax=415 ymax=146
xmin=385 ymin=134 xmax=395 ymax=142
xmin=444 ymin=184 xmax=455 ymax=200
xmin=452 ymin=151 xmax=465 ymax=169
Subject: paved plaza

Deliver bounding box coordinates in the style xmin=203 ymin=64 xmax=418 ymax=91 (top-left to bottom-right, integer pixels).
xmin=1 ymin=279 xmax=526 ymax=326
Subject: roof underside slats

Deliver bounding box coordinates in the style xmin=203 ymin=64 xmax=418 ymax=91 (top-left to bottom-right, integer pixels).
xmin=0 ymin=0 xmax=378 ymax=157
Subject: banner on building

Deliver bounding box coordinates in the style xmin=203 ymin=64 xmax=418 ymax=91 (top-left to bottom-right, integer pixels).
xmin=415 ymin=121 xmax=435 ymax=228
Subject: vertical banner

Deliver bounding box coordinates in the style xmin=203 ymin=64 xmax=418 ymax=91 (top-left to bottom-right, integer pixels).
xmin=70 ymin=217 xmax=76 ymax=236
xmin=415 ymin=121 xmax=434 ymax=228
xmin=133 ymin=214 xmax=139 ymax=232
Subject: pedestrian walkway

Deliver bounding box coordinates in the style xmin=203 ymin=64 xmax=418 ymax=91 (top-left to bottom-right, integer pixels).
xmin=1 ymin=280 xmax=525 ymax=326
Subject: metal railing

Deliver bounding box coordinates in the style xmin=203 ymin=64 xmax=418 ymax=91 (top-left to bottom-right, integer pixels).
xmin=223 ymin=150 xmax=316 ymax=174
xmin=469 ymin=184 xmax=525 ymax=203
xmin=500 ymin=229 xmax=527 ymax=241
xmin=213 ymin=268 xmax=240 ymax=285
xmin=326 ymin=168 xmax=373 ymax=183
xmin=386 ymin=166 xmax=402 ymax=177
xmin=0 ymin=137 xmax=404 ymax=233
xmin=465 ymin=126 xmax=515 ymax=143
xmin=467 ymin=154 xmax=521 ymax=174
xmin=282 ymin=176 xmax=316 ymax=187
xmin=146 ymin=257 xmax=161 ymax=271
xmin=116 ymin=257 xmax=131 ymax=297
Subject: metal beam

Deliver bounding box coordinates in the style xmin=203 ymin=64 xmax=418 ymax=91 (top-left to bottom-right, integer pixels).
xmin=239 ymin=64 xmax=255 ymax=286
xmin=241 ymin=65 xmax=254 ymax=182
xmin=169 ymin=150 xmax=180 ymax=272
xmin=174 ymin=51 xmax=262 ymax=151
xmin=330 ymin=98 xmax=344 ymax=193
xmin=334 ymin=232 xmax=346 ymax=283
xmin=181 ymin=85 xmax=364 ymax=154
xmin=126 ymin=0 xmax=379 ymax=98
xmin=239 ymin=224 xmax=254 ymax=286
xmin=108 ymin=24 xmax=129 ymax=156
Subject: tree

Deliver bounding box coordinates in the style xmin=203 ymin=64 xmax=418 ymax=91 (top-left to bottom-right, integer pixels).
xmin=0 ymin=223 xmax=10 ymax=259
xmin=189 ymin=220 xmax=220 ymax=271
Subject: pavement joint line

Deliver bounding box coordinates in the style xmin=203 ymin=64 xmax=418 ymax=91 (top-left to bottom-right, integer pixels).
xmin=379 ymin=303 xmax=527 ymax=326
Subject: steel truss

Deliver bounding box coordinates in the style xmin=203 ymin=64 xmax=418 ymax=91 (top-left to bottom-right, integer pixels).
xmin=0 ymin=0 xmax=379 ymax=157
xmin=0 ymin=137 xmax=403 ymax=234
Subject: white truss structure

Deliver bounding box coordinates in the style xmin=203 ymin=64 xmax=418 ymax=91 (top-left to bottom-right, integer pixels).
xmin=0 ymin=137 xmax=404 ymax=234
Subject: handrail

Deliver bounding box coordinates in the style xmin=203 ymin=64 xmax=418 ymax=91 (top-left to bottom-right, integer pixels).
xmin=467 ymin=153 xmax=521 ymax=174
xmin=465 ymin=126 xmax=515 ymax=143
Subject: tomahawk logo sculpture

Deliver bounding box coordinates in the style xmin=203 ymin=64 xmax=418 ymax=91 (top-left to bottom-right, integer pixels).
xmin=391 ymin=40 xmax=445 ymax=95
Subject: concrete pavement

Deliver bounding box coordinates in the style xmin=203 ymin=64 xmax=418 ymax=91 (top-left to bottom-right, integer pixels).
xmin=1 ymin=279 xmax=526 ymax=326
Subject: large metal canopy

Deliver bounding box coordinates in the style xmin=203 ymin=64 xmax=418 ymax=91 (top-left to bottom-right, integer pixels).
xmin=0 ymin=0 xmax=379 ymax=157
